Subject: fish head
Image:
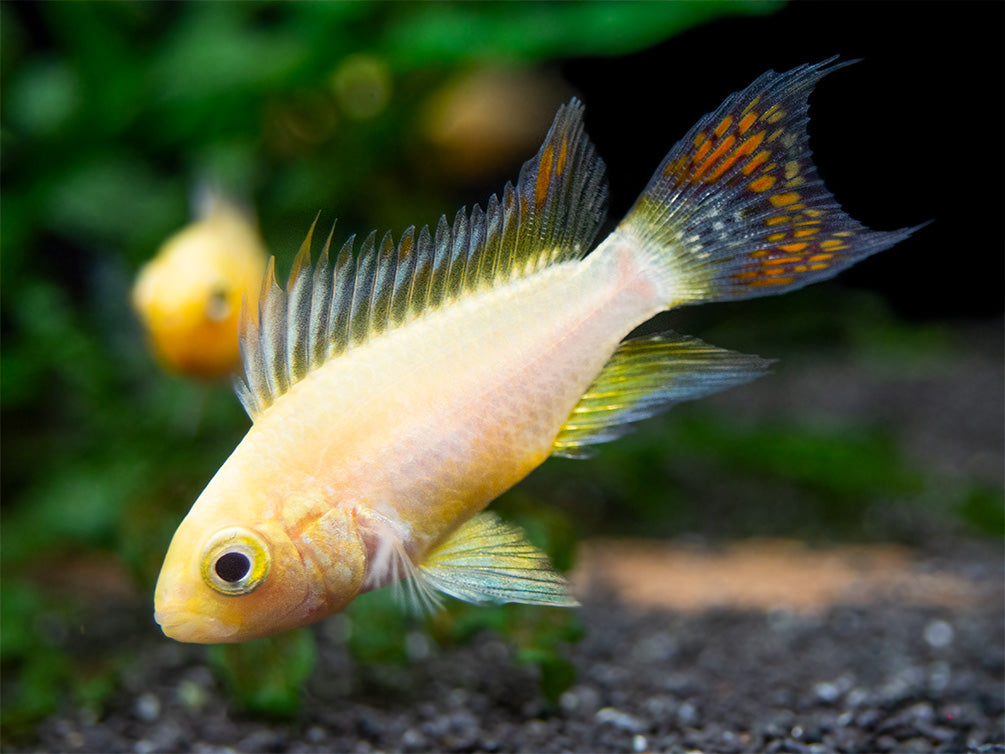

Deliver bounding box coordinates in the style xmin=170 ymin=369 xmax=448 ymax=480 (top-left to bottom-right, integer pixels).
xmin=153 ymin=490 xmax=365 ymax=643
xmin=132 ymin=208 xmax=267 ymax=379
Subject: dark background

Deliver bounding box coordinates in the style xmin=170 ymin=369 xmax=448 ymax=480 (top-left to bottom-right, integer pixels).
xmin=564 ymin=1 xmax=1004 ymax=320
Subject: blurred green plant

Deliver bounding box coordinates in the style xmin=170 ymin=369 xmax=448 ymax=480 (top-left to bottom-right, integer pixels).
xmin=207 ymin=629 xmax=317 ymax=718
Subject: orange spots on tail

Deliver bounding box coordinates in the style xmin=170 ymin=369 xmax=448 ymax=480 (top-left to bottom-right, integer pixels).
xmin=742 ymin=150 xmax=771 ymax=175
xmin=770 ymin=192 xmax=801 ymax=207
xmin=749 ymin=175 xmax=776 ymax=193
xmin=714 ymin=115 xmax=733 ymax=137
xmin=691 ymin=135 xmax=735 ymax=182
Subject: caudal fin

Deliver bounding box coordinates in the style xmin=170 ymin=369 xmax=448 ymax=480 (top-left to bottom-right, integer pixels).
xmin=618 ymin=58 xmax=922 ymax=306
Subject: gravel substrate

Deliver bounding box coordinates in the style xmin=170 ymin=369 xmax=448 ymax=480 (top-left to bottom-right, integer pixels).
xmin=25 ymin=540 xmax=1003 ymax=754
xmin=19 ymin=321 xmax=1004 ymax=753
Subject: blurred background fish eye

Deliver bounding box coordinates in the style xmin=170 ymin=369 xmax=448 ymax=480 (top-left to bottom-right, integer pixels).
xmin=1 ymin=0 xmax=1001 ymax=743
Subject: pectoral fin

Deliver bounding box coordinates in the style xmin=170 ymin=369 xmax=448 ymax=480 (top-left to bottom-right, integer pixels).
xmin=420 ymin=513 xmax=578 ymax=607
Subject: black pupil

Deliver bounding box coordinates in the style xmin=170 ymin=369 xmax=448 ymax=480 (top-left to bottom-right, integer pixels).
xmin=215 ymin=552 xmax=251 ymax=583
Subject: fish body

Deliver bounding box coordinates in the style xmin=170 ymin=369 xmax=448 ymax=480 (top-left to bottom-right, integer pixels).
xmin=132 ymin=190 xmax=268 ymax=378
xmin=155 ymin=60 xmax=919 ymax=643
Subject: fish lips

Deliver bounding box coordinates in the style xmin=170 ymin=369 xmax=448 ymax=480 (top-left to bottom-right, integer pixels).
xmin=154 ymin=606 xmax=239 ymax=643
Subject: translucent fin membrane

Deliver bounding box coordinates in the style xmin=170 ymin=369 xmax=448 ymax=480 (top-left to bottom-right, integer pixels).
xmin=420 ymin=512 xmax=577 ymax=607
xmin=236 ymin=101 xmax=609 ymax=418
xmin=553 ymin=332 xmax=771 ymax=458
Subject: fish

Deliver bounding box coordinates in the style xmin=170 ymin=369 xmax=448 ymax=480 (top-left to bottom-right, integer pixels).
xmin=154 ymin=60 xmax=920 ymax=643
xmin=132 ymin=188 xmax=268 ymax=379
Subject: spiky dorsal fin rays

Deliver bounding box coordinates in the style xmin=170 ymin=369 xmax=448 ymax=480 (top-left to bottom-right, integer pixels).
xmin=236 ymin=100 xmax=609 ymax=419
xmin=621 ymin=57 xmax=921 ymax=306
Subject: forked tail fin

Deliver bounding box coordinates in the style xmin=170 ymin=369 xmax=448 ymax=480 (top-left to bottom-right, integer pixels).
xmin=617 ymin=58 xmax=922 ymax=306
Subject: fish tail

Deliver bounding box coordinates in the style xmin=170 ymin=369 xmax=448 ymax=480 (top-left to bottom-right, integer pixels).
xmin=615 ymin=58 xmax=922 ymax=307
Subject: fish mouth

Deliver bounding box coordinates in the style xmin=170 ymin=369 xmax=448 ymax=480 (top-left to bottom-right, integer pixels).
xmin=154 ymin=607 xmax=239 ymax=644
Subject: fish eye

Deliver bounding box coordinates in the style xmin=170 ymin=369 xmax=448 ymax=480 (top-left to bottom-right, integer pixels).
xmin=206 ymin=286 xmax=231 ymax=322
xmin=200 ymin=528 xmax=270 ymax=596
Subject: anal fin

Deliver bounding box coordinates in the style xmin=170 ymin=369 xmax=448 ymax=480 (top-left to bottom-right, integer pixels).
xmin=553 ymin=332 xmax=770 ymax=458
xmin=420 ymin=513 xmax=577 ymax=607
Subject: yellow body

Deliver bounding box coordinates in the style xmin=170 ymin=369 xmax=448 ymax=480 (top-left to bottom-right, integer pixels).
xmin=155 ymin=240 xmax=658 ymax=642
xmin=132 ymin=195 xmax=268 ymax=378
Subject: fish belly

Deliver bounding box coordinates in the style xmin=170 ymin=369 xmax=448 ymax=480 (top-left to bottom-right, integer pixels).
xmin=239 ymin=240 xmax=657 ymax=555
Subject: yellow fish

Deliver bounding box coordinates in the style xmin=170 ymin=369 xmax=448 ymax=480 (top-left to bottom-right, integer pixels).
xmin=132 ymin=190 xmax=268 ymax=378
xmin=155 ymin=60 xmax=918 ymax=643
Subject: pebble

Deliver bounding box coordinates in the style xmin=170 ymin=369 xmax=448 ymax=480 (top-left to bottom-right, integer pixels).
xmin=133 ymin=693 xmax=160 ymax=723
xmin=595 ymin=706 xmax=647 ymax=733
xmin=923 ymin=619 xmax=955 ymax=648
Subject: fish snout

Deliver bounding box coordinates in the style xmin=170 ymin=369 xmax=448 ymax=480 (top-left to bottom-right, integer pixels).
xmin=154 ymin=605 xmax=239 ymax=643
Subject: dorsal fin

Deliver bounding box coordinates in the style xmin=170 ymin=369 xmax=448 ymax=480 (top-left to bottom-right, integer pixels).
xmin=236 ymin=100 xmax=609 ymax=418
xmin=552 ymin=332 xmax=771 ymax=458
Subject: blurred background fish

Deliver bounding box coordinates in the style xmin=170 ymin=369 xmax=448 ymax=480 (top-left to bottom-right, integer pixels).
xmin=132 ymin=187 xmax=268 ymax=379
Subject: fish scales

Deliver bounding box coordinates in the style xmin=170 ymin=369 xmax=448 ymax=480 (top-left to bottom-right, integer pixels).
xmin=240 ymin=248 xmax=657 ymax=551
xmin=155 ymin=59 xmax=921 ymax=643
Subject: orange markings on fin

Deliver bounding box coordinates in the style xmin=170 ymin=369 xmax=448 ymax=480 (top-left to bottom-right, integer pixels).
xmin=778 ymin=243 xmax=809 ymax=253
xmin=748 ymin=175 xmax=776 ymax=193
xmin=770 ymin=192 xmax=801 ymax=207
xmin=749 ymin=249 xmax=772 ymax=258
xmin=693 ymin=139 xmax=713 ymax=165
xmin=705 ymin=131 xmax=763 ymax=183
xmin=794 ymin=228 xmax=819 ymax=237
xmin=557 ymin=139 xmax=568 ymax=175
xmin=819 ymin=239 xmax=846 ymax=249
xmin=536 ymin=144 xmax=554 ymax=208
xmin=738 ymin=111 xmax=758 ymax=134
xmin=766 ymin=232 xmax=786 ymax=242
xmin=714 ymin=115 xmax=733 ymax=137
xmin=742 ymin=150 xmax=771 ymax=175
xmin=693 ymin=132 xmax=708 ymax=147
xmin=765 ymin=215 xmax=790 ymax=226
xmin=692 ymin=135 xmax=736 ymax=182
xmin=808 ymin=253 xmax=834 ymax=262
xmin=762 ymin=256 xmax=804 ymax=266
